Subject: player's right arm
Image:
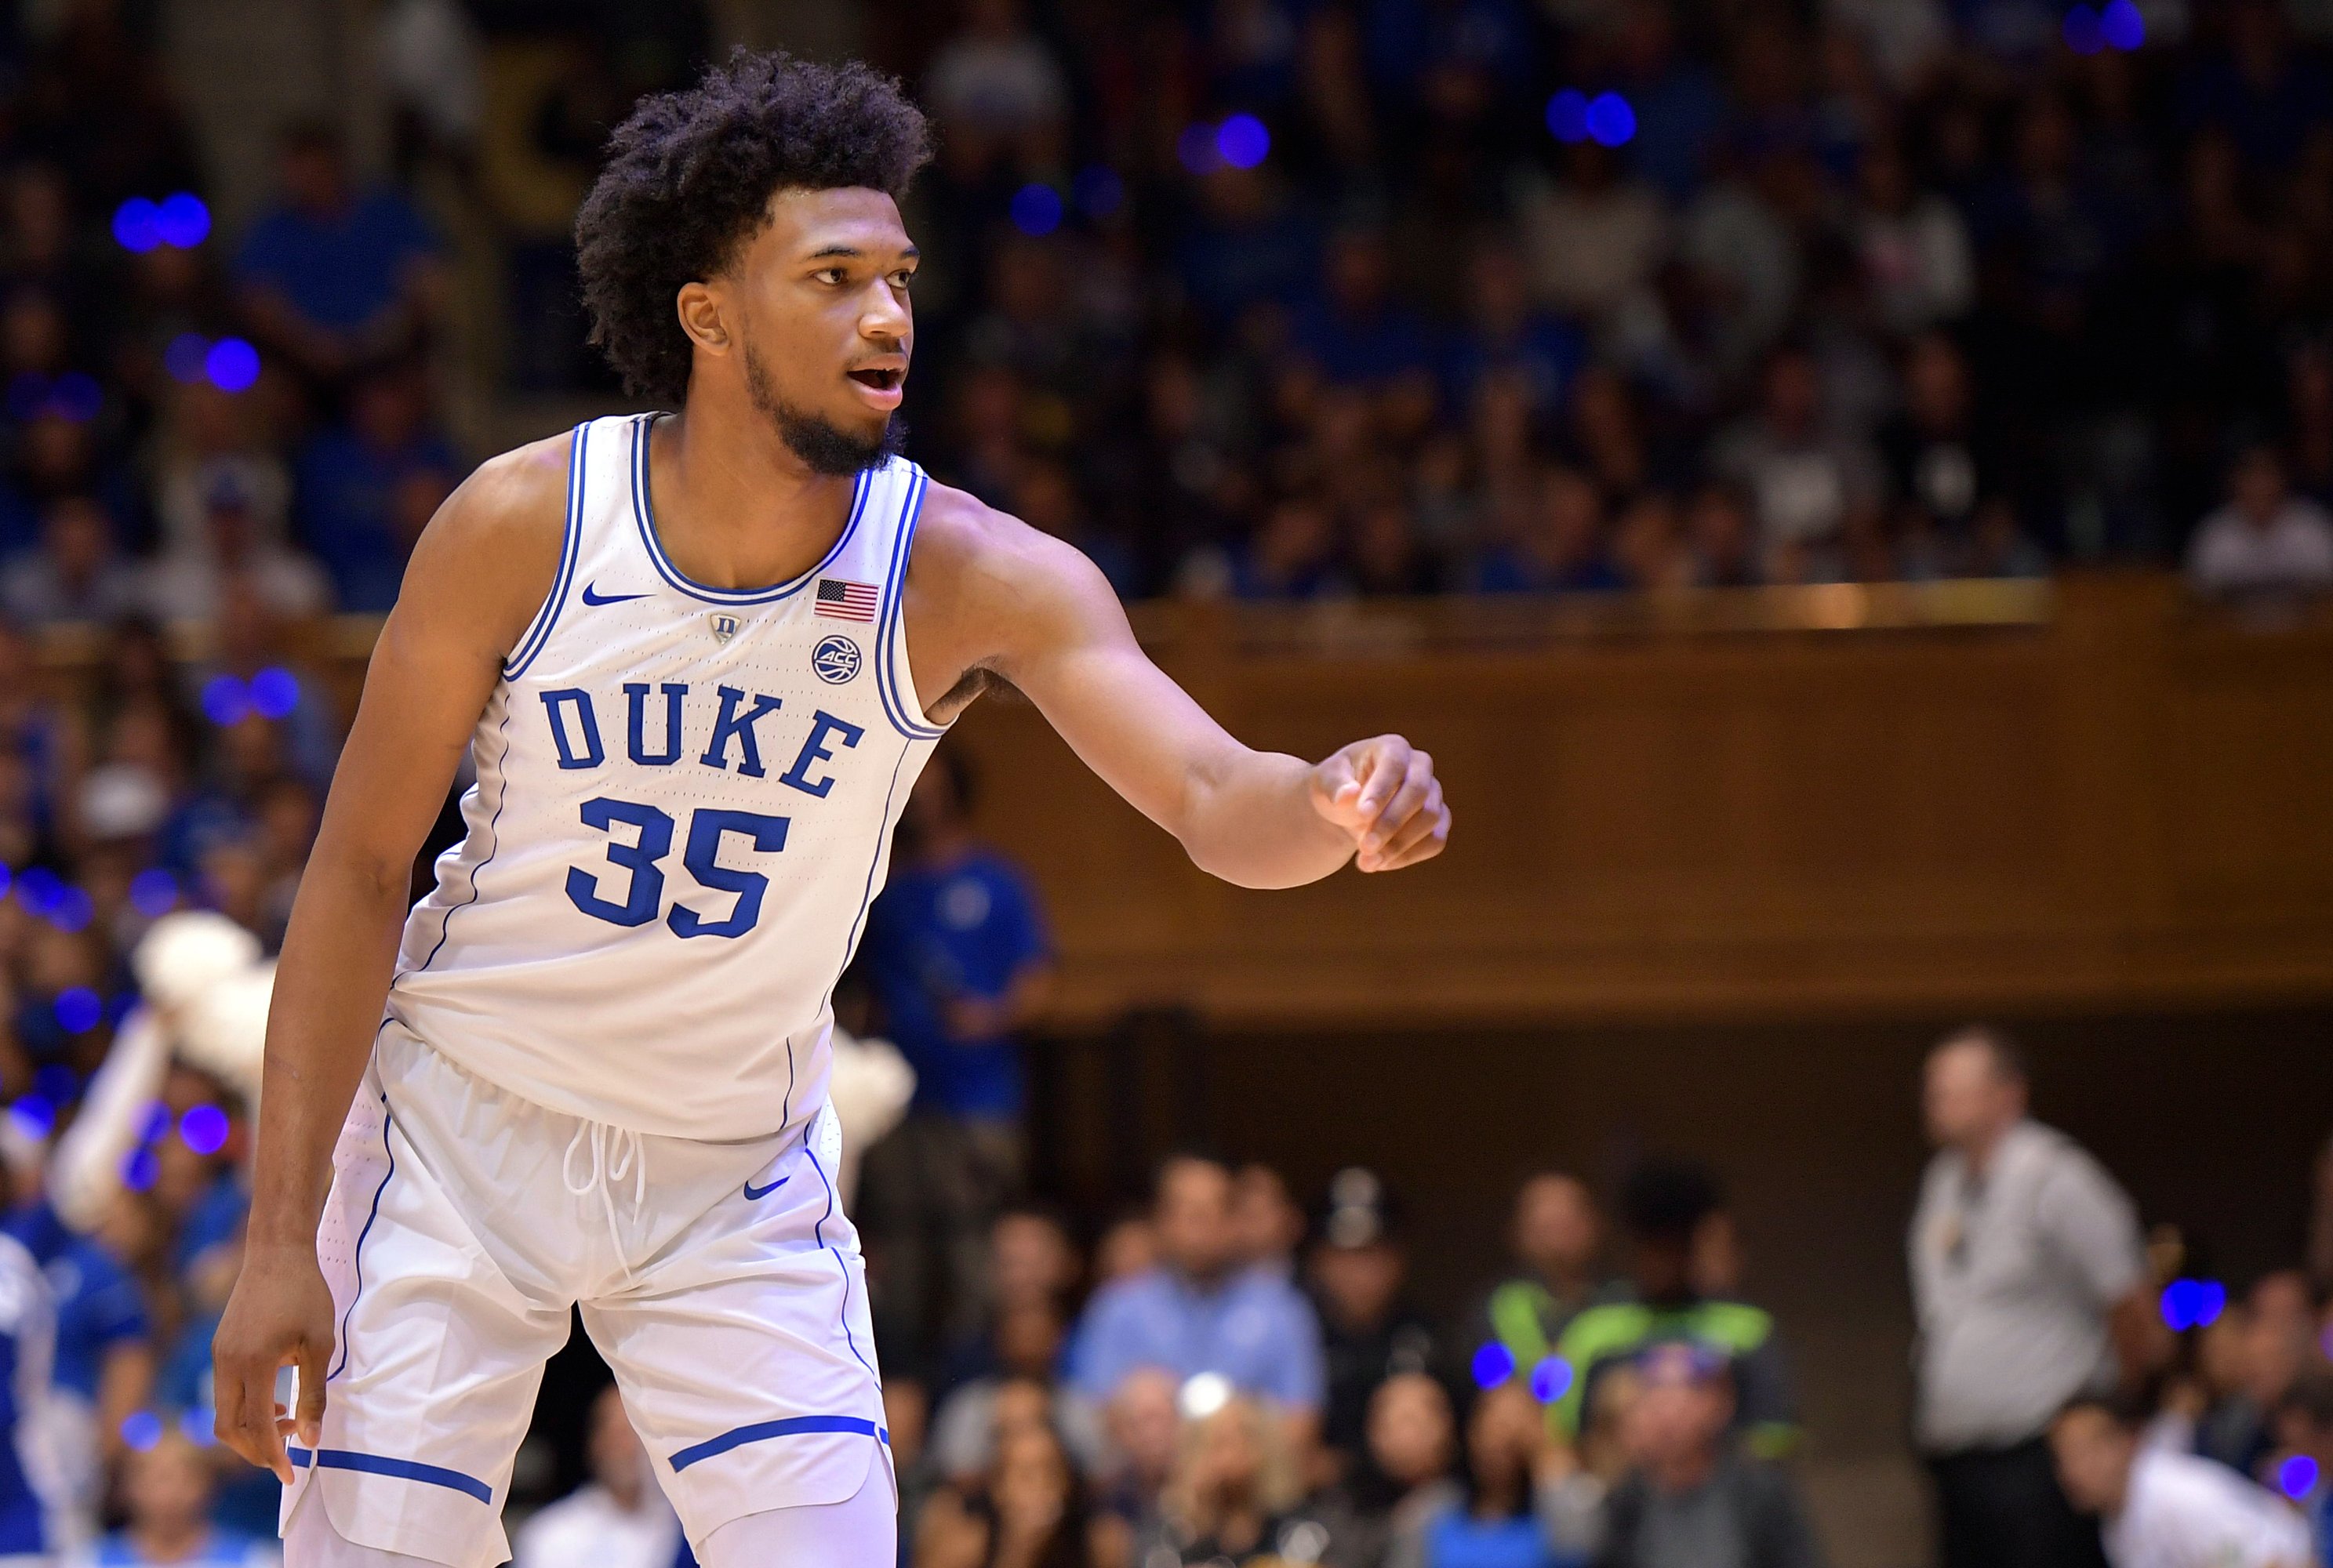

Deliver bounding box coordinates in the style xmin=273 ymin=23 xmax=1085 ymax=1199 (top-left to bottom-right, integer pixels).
xmin=211 ymin=434 xmax=572 ymax=1481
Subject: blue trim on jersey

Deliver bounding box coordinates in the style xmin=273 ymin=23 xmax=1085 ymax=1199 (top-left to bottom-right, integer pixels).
xmin=287 ymin=1446 xmax=492 ymax=1504
xmin=803 ymin=1138 xmax=879 ymax=1378
xmin=328 ymin=1092 xmax=395 ymax=1382
xmin=874 ymin=467 xmax=948 ymax=740
xmin=630 ymin=414 xmax=872 ymax=604
xmin=503 ymin=423 xmax=590 ymax=681
xmin=667 ymin=1415 xmax=888 ymax=1474
xmin=413 ymin=703 xmax=517 ymax=974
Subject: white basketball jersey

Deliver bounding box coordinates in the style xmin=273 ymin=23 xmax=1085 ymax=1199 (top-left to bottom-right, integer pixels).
xmin=388 ymin=413 xmax=947 ymax=1142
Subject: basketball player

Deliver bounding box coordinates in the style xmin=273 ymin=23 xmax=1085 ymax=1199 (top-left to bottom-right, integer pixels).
xmin=213 ymin=53 xmax=1449 ymax=1568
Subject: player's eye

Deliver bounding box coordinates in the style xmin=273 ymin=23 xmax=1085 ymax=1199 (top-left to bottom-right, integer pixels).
xmin=814 ymin=267 xmax=849 ymax=285
xmin=890 ymin=270 xmax=915 ymax=289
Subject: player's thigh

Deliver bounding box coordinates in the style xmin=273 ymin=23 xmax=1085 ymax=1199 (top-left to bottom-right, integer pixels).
xmin=694 ymin=1463 xmax=897 ymax=1568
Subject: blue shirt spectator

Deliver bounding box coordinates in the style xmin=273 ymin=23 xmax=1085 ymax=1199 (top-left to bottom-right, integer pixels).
xmin=47 ymin=1233 xmax=146 ymax=1403
xmin=1289 ymin=230 xmax=1439 ymax=390
xmin=0 ymin=1233 xmax=52 ymax=1557
xmin=294 ymin=366 xmax=462 ymax=611
xmin=862 ymin=754 xmax=1051 ymax=1123
xmin=1070 ymin=1155 xmax=1325 ymax=1413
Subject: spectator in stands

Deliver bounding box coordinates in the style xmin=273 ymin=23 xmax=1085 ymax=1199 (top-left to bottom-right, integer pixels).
xmin=1913 ymin=1025 xmax=2155 ymax=1568
xmin=233 ymin=119 xmax=444 ymax=390
xmin=2051 ymin=1393 xmax=2309 ymax=1568
xmin=95 ymin=1428 xmax=278 ymax=1567
xmin=1472 ymin=469 xmax=1622 ymax=595
xmin=144 ymin=474 xmax=332 ymax=625
xmin=1097 ymin=1367 xmax=1180 ymax=1533
xmin=1423 ymin=1379 xmax=1573 ymax=1568
xmin=929 ymin=1308 xmax=1108 ymax=1483
xmin=1234 ymin=1163 xmax=1305 ymax=1281
xmin=1138 ymin=1392 xmax=1306 ymax=1567
xmin=1070 ymin=1155 xmax=1325 ymax=1425
xmin=919 ymin=1415 xmax=1118 ymax=1568
xmin=512 ymin=1384 xmax=681 ymax=1568
xmin=1366 ymin=1373 xmax=1463 ymax=1568
xmin=1712 ymin=346 xmax=1887 ymax=582
xmin=1555 ymin=1162 xmax=1795 ymax=1460
xmin=1551 ymin=1343 xmax=1827 ymax=1568
xmin=860 ymin=749 xmax=1052 ymax=1359
xmin=2186 ymin=446 xmax=2333 ymax=603
xmin=293 ymin=361 xmax=462 ymax=612
xmin=1476 ymin=1174 xmax=1607 ymax=1413
xmin=1 ymin=493 xmax=141 ymax=625
xmin=2269 ymin=1367 xmax=2333 ymax=1557
xmin=1309 ymin=1168 xmax=1444 ymax=1468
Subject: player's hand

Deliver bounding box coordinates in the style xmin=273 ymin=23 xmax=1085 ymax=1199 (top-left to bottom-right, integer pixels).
xmin=1308 ymin=735 xmax=1450 ymax=873
xmin=212 ymin=1240 xmax=336 ymax=1483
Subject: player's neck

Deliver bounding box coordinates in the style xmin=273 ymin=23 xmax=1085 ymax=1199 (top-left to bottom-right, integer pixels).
xmin=647 ymin=402 xmax=859 ymax=591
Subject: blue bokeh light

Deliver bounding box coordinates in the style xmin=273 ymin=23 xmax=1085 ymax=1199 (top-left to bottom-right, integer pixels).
xmin=111 ymin=198 xmax=162 ymax=253
xmin=136 ymin=1098 xmax=171 ymax=1145
xmin=180 ymin=1104 xmax=231 ymax=1156
xmin=2280 ymin=1454 xmax=2320 ymax=1499
xmin=129 ymin=868 xmax=179 ymax=919
xmin=1470 ymin=1341 xmax=1516 ymax=1389
xmin=2063 ymin=5 xmax=2105 ymax=54
xmin=1075 ymin=165 xmax=1125 ymax=219
xmin=250 ymin=666 xmax=300 ymax=720
xmin=165 ymin=332 xmax=209 ymax=386
xmin=202 ymin=674 xmax=252 ymax=727
xmin=1009 ymin=183 xmax=1063 ymax=238
xmin=1528 ymin=1355 xmax=1575 ymax=1403
xmin=51 ymin=987 xmax=98 ymax=1036
xmin=2160 ymin=1277 xmax=2228 ymax=1333
xmin=2100 ymin=0 xmax=2145 ymax=49
xmin=205 ymin=336 xmax=260 ymax=394
xmin=1177 ymin=122 xmax=1221 ymax=176
xmin=1546 ymin=89 xmax=1590 ymax=143
xmin=46 ymin=886 xmax=92 ymax=935
xmin=155 ymin=192 xmax=211 ymax=249
xmin=1217 ymin=114 xmax=1270 ymax=170
xmin=120 ymin=1410 xmax=163 ymax=1451
xmin=16 ymin=866 xmax=60 ymax=916
xmin=180 ymin=1410 xmax=215 ymax=1446
xmin=121 ymin=1145 xmax=160 ymax=1193
xmin=1586 ymin=93 xmax=1637 ymax=147
xmin=5 ymin=1096 xmax=53 ymax=1141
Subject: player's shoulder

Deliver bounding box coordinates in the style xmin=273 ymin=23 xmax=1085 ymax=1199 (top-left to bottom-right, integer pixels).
xmin=429 ymin=430 xmax=574 ymax=556
xmin=905 ymin=475 xmax=1115 ymax=629
xmin=395 ymin=430 xmax=576 ymax=650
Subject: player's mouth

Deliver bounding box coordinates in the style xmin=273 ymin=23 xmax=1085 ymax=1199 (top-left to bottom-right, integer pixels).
xmin=845 ymin=362 xmax=907 ymax=410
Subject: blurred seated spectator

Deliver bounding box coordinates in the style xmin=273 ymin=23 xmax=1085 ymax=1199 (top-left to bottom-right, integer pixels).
xmin=1470 ymin=470 xmax=1622 ymax=594
xmin=923 ymin=0 xmax=1068 ymax=154
xmin=1514 ymin=143 xmax=1670 ymax=325
xmin=2269 ymin=1367 xmax=2333 ymax=1554
xmin=144 ymin=477 xmax=331 ymax=624
xmin=1547 ymin=1344 xmax=1826 ymax=1568
xmin=2200 ymin=1272 xmax=2318 ymax=1482
xmin=1684 ymin=484 xmax=1761 ymax=587
xmin=918 ymin=1417 xmax=1118 ymax=1568
xmin=293 ymin=361 xmax=461 ymax=612
xmin=1877 ymin=335 xmax=1997 ymax=548
xmin=90 ymin=1428 xmax=280 ymax=1567
xmin=1712 ymin=347 xmax=1885 ymax=579
xmin=1423 ymin=1380 xmax=1577 ymax=1568
xmin=1092 ymin=1212 xmax=1158 ymax=1290
xmin=2051 ymin=1393 xmax=2309 ymax=1568
xmin=1230 ymin=495 xmax=1342 ymax=599
xmin=154 ymin=383 xmax=291 ymax=567
xmin=1368 ymin=1374 xmax=1465 ymax=1568
xmin=232 ymin=120 xmax=444 ymax=388
xmin=1851 ymin=143 xmax=1975 ymax=339
xmin=38 ymin=1198 xmax=153 ymax=1552
xmin=511 ymin=1385 xmax=681 ymax=1568
xmin=1554 ymin=1161 xmax=1797 ymax=1460
xmin=1071 ymin=1155 xmax=1325 ymax=1424
xmin=931 ymin=1205 xmax=1081 ymax=1398
xmin=2186 ymin=446 xmax=2333 ymax=602
xmin=1013 ymin=459 xmax=1137 ymax=601
xmin=1445 ymin=241 xmax=1586 ymax=422
xmin=2 ymin=495 xmax=142 ymax=625
xmin=1233 ymin=1164 xmax=1305 ymax=1283
xmin=1309 ymin=1169 xmax=1445 ymax=1468
xmin=1475 ymin=1173 xmax=1610 ymax=1420
xmin=1097 ymin=1368 xmax=1180 ymax=1532
xmin=1292 ymin=229 xmax=1438 ymax=390
xmin=932 ymin=1324 xmax=1110 ymax=1484
xmin=1136 ymin=1393 xmax=1306 ymax=1567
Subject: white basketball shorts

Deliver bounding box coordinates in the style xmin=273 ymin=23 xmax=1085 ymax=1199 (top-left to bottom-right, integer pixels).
xmin=282 ymin=1020 xmax=890 ymax=1568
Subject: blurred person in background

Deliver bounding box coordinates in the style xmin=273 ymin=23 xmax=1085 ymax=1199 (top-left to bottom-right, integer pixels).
xmin=932 ymin=1204 xmax=1081 ymax=1397
xmin=1554 ymin=1162 xmax=1796 ymax=1460
xmin=1913 ymin=1025 xmax=2155 ymax=1568
xmin=2 ymin=494 xmax=142 ymax=626
xmin=85 ymin=1427 xmax=278 ymax=1568
xmin=930 ymin=1312 xmax=1108 ymax=1484
xmin=2186 ymin=445 xmax=2333 ymax=603
xmin=0 ymin=1224 xmax=52 ymax=1559
xmin=511 ymin=1385 xmax=681 ymax=1568
xmin=918 ymin=1417 xmax=1117 ymax=1568
xmin=1711 ymin=345 xmax=1887 ymax=582
xmin=1233 ymin=1164 xmax=1304 ymax=1282
xmin=1368 ymin=1373 xmax=1463 ymax=1568
xmin=291 ymin=361 xmax=463 ymax=613
xmin=1308 ymin=1168 xmax=1444 ymax=1470
xmin=1138 ymin=1393 xmax=1304 ymax=1568
xmin=2269 ymin=1368 xmax=2333 ymax=1557
xmin=1070 ymin=1155 xmax=1325 ymax=1432
xmin=2050 ymin=1394 xmax=2309 ymax=1568
xmin=1548 ymin=1343 xmax=1826 ymax=1568
xmin=861 ymin=747 xmax=1053 ymax=1363
xmin=1096 ymin=1367 xmax=1179 ymax=1535
xmin=1422 ymin=1380 xmax=1573 ymax=1568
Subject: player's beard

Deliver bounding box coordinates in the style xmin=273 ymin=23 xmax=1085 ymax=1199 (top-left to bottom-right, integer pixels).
xmin=745 ymin=340 xmax=907 ymax=477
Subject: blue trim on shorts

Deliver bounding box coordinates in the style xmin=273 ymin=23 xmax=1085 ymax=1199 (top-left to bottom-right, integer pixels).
xmin=287 ymin=1446 xmax=493 ymax=1505
xmin=668 ymin=1415 xmax=889 ymax=1474
xmin=328 ymin=1093 xmax=396 ymax=1381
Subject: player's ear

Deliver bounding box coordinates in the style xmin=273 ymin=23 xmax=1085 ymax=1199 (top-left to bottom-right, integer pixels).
xmin=675 ymin=281 xmax=731 ymax=358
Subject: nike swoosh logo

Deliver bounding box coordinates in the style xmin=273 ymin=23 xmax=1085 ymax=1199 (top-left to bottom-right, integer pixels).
xmin=743 ymin=1174 xmax=790 ymax=1200
xmin=581 ymin=583 xmax=649 ymax=605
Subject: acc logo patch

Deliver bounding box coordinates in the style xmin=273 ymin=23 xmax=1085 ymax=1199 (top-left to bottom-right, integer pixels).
xmin=812 ymin=634 xmax=863 ymax=684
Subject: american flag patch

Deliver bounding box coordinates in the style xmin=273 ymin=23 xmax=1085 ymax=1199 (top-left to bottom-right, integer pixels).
xmin=815 ymin=579 xmax=880 ymax=622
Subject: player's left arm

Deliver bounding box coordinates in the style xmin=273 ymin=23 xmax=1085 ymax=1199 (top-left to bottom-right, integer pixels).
xmin=910 ymin=489 xmax=1449 ymax=889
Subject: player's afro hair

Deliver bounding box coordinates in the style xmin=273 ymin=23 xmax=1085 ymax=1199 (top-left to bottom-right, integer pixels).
xmin=575 ymin=49 xmax=932 ymax=406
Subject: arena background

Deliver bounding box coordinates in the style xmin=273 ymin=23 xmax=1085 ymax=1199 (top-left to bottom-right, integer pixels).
xmin=1 ymin=0 xmax=2331 ymax=1565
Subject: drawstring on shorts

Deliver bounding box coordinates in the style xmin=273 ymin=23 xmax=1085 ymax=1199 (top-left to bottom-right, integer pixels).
xmin=562 ymin=1119 xmax=649 ymax=1274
